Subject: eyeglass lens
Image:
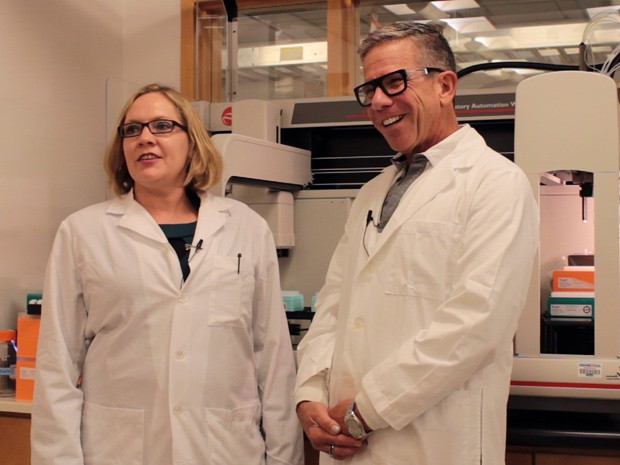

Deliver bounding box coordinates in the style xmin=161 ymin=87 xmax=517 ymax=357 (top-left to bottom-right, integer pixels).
xmin=119 ymin=120 xmax=177 ymax=138
xmin=356 ymin=70 xmax=408 ymax=107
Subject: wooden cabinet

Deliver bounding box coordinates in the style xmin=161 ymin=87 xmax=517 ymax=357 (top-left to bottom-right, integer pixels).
xmin=536 ymin=455 xmax=620 ymax=465
xmin=507 ymin=447 xmax=620 ymax=465
xmin=0 ymin=413 xmax=31 ymax=465
xmin=506 ymin=451 xmax=534 ymax=465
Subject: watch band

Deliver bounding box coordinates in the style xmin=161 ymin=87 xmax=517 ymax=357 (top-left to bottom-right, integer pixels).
xmin=345 ymin=401 xmax=368 ymax=439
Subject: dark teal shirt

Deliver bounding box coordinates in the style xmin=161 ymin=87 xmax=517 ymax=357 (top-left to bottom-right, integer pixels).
xmin=159 ymin=222 xmax=197 ymax=281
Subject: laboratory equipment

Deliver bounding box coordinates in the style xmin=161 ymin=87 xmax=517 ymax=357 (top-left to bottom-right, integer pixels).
xmin=202 ymin=91 xmax=519 ymax=306
xmin=209 ymin=99 xmax=312 ymax=250
xmin=512 ymin=71 xmax=620 ymax=399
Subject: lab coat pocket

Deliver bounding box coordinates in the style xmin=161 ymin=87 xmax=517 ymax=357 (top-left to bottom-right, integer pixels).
xmin=205 ymin=403 xmax=265 ymax=465
xmin=208 ymin=255 xmax=255 ymax=327
xmin=385 ymin=221 xmax=461 ymax=300
xmin=415 ymin=389 xmax=480 ymax=465
xmin=81 ymin=401 xmax=144 ymax=465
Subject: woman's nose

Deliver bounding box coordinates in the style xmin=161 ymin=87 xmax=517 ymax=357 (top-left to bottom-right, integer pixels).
xmin=136 ymin=125 xmax=156 ymax=144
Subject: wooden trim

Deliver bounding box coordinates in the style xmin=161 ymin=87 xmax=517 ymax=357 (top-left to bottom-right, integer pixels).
xmin=196 ymin=15 xmax=223 ymax=102
xmin=326 ymin=0 xmax=359 ymax=96
xmin=197 ymin=0 xmax=326 ymax=13
xmin=180 ymin=0 xmax=196 ymax=98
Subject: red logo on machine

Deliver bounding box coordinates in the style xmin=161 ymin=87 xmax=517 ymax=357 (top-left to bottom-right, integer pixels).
xmin=221 ymin=106 xmax=232 ymax=126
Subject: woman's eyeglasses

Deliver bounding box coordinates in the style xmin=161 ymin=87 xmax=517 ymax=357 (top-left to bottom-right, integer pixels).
xmin=118 ymin=119 xmax=188 ymax=138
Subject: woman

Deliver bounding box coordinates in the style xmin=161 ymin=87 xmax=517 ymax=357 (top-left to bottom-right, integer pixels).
xmin=31 ymin=83 xmax=303 ymax=465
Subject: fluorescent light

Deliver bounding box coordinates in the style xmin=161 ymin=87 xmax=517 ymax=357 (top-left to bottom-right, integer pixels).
xmin=382 ymin=4 xmax=415 ymax=16
xmin=441 ymin=17 xmax=495 ymax=34
xmin=586 ymin=6 xmax=620 ymax=19
xmin=538 ymin=48 xmax=560 ymax=57
xmin=432 ymin=0 xmax=480 ymax=12
xmin=474 ymin=23 xmax=588 ymax=50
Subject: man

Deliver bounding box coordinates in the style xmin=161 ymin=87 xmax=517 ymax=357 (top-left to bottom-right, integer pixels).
xmin=294 ymin=21 xmax=538 ymax=464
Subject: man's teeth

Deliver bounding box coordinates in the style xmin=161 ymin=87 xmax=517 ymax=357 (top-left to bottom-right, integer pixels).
xmin=383 ymin=115 xmax=403 ymax=127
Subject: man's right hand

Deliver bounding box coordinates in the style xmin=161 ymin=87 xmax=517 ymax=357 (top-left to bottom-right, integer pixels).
xmin=296 ymin=401 xmax=365 ymax=460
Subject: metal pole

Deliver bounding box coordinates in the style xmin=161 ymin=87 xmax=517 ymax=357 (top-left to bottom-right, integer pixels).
xmin=222 ymin=0 xmax=238 ymax=102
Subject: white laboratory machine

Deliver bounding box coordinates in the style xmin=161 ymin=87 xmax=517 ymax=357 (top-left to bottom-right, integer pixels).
xmin=207 ymin=100 xmax=312 ymax=250
xmin=512 ymin=71 xmax=620 ymax=399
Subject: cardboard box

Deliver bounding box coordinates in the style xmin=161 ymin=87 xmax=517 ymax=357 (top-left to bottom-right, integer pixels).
xmin=547 ymin=296 xmax=594 ymax=317
xmin=552 ymin=269 xmax=594 ymax=292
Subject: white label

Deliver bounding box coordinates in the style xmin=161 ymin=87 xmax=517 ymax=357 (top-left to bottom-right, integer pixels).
xmin=578 ymin=362 xmax=602 ymax=378
xmin=19 ymin=366 xmax=36 ymax=380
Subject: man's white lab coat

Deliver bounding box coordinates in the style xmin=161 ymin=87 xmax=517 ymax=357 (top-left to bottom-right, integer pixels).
xmin=295 ymin=125 xmax=538 ymax=465
xmin=32 ymin=190 xmax=303 ymax=465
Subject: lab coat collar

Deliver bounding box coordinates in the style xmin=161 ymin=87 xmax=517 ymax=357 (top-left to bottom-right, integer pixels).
xmin=192 ymin=190 xmax=231 ymax=246
xmin=108 ymin=192 xmax=165 ymax=243
xmin=107 ymin=189 xmax=232 ymax=245
xmin=367 ymin=124 xmax=484 ymax=256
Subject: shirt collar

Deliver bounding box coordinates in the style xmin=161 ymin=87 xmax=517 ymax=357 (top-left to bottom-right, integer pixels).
xmin=389 ymin=124 xmax=471 ymax=170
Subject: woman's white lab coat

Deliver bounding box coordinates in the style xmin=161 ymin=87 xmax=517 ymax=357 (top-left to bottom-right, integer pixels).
xmin=295 ymin=125 xmax=538 ymax=465
xmin=31 ymin=190 xmax=303 ymax=465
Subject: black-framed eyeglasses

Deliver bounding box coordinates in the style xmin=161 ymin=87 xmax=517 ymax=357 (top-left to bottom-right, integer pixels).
xmin=118 ymin=119 xmax=188 ymax=138
xmin=353 ymin=67 xmax=444 ymax=107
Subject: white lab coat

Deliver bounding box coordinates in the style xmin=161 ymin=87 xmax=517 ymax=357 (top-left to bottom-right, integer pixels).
xmin=295 ymin=125 xmax=538 ymax=465
xmin=31 ymin=190 xmax=303 ymax=465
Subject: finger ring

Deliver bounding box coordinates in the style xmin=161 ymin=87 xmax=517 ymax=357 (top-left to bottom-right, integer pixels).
xmin=329 ymin=444 xmax=335 ymax=458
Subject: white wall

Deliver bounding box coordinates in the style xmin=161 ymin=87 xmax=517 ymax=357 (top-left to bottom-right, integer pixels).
xmin=0 ymin=0 xmax=181 ymax=329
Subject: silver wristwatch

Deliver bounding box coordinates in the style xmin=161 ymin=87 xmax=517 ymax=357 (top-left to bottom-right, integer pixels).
xmin=344 ymin=401 xmax=368 ymax=439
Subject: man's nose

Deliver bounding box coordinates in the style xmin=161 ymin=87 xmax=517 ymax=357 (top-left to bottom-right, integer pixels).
xmin=370 ymin=86 xmax=393 ymax=109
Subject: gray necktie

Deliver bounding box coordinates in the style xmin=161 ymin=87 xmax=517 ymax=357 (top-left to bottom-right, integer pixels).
xmin=377 ymin=154 xmax=428 ymax=232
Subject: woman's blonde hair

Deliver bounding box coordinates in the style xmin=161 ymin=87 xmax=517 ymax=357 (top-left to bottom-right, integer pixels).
xmin=104 ymin=83 xmax=223 ymax=196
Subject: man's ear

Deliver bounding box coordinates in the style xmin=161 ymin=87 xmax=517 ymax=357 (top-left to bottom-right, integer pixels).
xmin=437 ymin=70 xmax=458 ymax=106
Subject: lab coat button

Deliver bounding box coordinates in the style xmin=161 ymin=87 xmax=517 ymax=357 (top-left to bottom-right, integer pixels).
xmin=173 ymin=405 xmax=182 ymax=415
xmin=353 ymin=318 xmax=364 ymax=329
xmin=178 ymin=295 xmax=188 ymax=303
xmin=175 ymin=350 xmax=184 ymax=359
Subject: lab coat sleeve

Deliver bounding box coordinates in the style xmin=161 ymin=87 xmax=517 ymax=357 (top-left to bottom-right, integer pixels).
xmin=359 ymin=163 xmax=538 ymax=431
xmin=293 ymin=215 xmax=351 ymax=406
xmin=252 ymin=226 xmax=304 ymax=465
xmin=31 ymin=220 xmax=87 ymax=465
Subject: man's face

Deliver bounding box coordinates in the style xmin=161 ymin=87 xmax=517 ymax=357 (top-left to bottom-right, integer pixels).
xmin=363 ymin=39 xmax=446 ymax=156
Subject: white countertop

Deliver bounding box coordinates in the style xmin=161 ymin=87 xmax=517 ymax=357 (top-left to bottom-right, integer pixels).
xmin=0 ymin=397 xmax=32 ymax=414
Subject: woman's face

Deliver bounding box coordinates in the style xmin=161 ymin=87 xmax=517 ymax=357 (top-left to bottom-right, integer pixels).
xmin=122 ymin=92 xmax=190 ymax=194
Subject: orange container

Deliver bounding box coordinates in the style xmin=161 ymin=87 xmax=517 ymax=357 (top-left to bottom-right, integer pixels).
xmin=17 ymin=314 xmax=40 ymax=358
xmin=552 ymin=269 xmax=595 ymax=292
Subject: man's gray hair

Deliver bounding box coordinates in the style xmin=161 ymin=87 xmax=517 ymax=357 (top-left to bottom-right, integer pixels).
xmin=358 ymin=21 xmax=456 ymax=73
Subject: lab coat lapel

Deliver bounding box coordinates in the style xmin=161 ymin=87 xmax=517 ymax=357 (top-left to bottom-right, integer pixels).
xmin=108 ymin=191 xmax=230 ymax=249
xmin=368 ymin=157 xmax=456 ymax=258
xmin=110 ymin=193 xmax=166 ymax=243
xmin=192 ymin=191 xmax=229 ymax=248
